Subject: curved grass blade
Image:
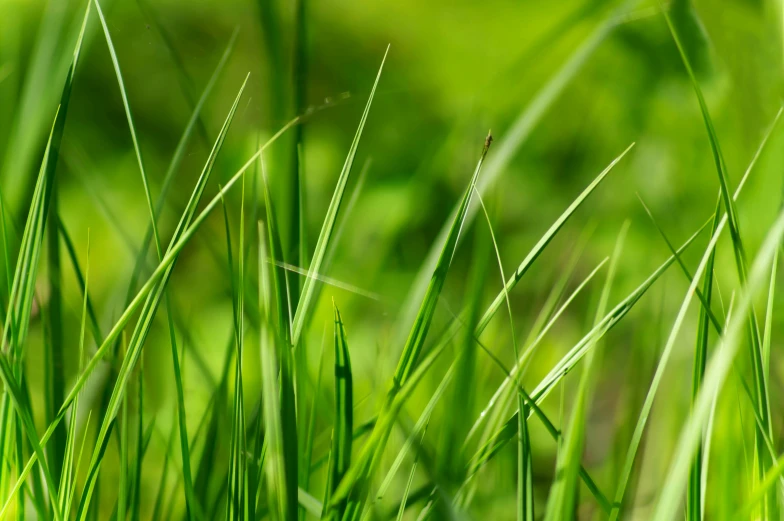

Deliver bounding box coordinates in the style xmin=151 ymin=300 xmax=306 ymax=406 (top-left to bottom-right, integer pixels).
xmin=124 ymin=28 xmax=239 ymax=299
xmin=473 ymin=188 xmax=531 ymax=521
xmin=73 ymin=75 xmax=249 ymax=520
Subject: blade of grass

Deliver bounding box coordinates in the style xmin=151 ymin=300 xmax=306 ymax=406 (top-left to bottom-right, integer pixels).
xmin=290 ymin=46 xmax=388 ymax=346
xmin=327 ymin=133 xmax=494 ymax=518
xmin=471 ymin=216 xmax=711 ymax=475
xmin=394 ymin=0 xmax=639 ymax=350
xmin=225 ymin=177 xmax=247 ymax=521
xmin=73 ymin=74 xmax=249 ymax=519
xmin=259 ymin=222 xmax=291 ymax=521
xmin=472 ymin=187 xmax=531 ymax=521
xmin=259 ymin=156 xmax=299 ymax=519
xmin=0 ymin=110 xmax=299 ymax=520
xmin=544 ymin=222 xmax=628 ymax=521
xmin=651 ymin=202 xmax=784 ymax=521
xmin=326 ymin=302 xmax=353 ymax=517
xmin=662 ymin=6 xmax=777 ymax=516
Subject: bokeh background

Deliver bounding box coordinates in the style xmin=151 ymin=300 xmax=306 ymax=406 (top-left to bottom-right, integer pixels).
xmin=2 ymin=0 xmax=784 ymax=518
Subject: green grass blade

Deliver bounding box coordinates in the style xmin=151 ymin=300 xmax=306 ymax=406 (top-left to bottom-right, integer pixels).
xmin=300 ymin=324 xmax=327 ymax=516
xmin=258 ymin=222 xmax=291 ymax=521
xmin=326 ymin=303 xmax=353 ymax=517
xmin=71 ymin=74 xmax=250 ymax=519
xmin=394 ymin=1 xmax=638 ymax=349
xmin=438 ymin=228 xmax=489 ymax=483
xmin=124 ymin=28 xmax=238 ymax=299
xmin=259 ymin=161 xmax=300 ymax=520
xmin=396 ymin=424 xmax=428 ymax=521
xmin=45 ymin=180 xmax=65 ymax=487
xmin=472 ymin=187 xmax=531 ymax=521
xmin=327 ymin=133 xmax=493 ymax=518
xmin=475 ymin=144 xmax=633 ymax=337
xmin=290 ymin=47 xmax=388 ymax=346
xmin=225 ymin=178 xmax=247 ymax=521
xmin=393 ymin=134 xmax=493 ymax=387
xmin=93 ymin=0 xmax=163 ymax=258
xmin=473 ymin=217 xmax=710 ymax=475
xmin=651 ymin=204 xmax=784 ymax=521
xmin=1 ymin=111 xmax=297 ymax=519
xmin=57 ymin=218 xmax=103 ymax=345
xmin=544 ymin=222 xmax=628 ymax=521
xmin=662 ymin=6 xmax=776 ymax=516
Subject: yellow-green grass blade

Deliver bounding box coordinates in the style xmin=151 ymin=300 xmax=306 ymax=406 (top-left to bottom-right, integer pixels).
xmin=395 ymin=424 xmax=428 ymax=521
xmin=71 ymin=76 xmax=248 ymax=519
xmin=544 ymin=222 xmax=627 ymax=521
xmin=662 ymin=5 xmax=777 ymax=517
xmin=472 ymin=216 xmax=711 ymax=477
xmin=260 ymin=154 xmax=294 ymax=342
xmin=124 ymin=28 xmax=239 ymax=299
xmin=638 ymin=195 xmax=721 ymax=521
xmin=93 ymin=0 xmax=162 ymax=258
xmin=300 ymin=326 xmax=328 ymax=520
xmin=57 ymin=218 xmax=103 ymax=345
xmin=327 ymin=134 xmax=493 ymax=517
xmin=475 ymin=144 xmax=633 ymax=340
xmin=465 ymin=226 xmax=597 ymax=452
xmin=58 ymin=232 xmax=89 ymax=517
xmin=259 ymin=222 xmax=291 ymax=521
xmin=260 ymin=159 xmax=299 ymax=519
xmin=437 ymin=228 xmax=490 ymax=484
xmin=291 ymin=47 xmax=388 ymax=346
xmin=74 ymin=72 xmax=249 ymax=521
xmin=0 ymin=112 xmax=298 ymax=519
xmin=608 ymin=104 xmax=783 ymax=521
xmin=0 ymin=3 xmax=90 ymax=513
xmin=651 ymin=203 xmax=784 ymax=521
xmin=473 ymin=187 xmax=530 ymax=521
xmin=394 ymin=0 xmax=639 ymax=351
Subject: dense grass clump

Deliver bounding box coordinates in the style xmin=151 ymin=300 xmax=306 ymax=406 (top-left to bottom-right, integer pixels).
xmin=3 ymin=0 xmax=784 ymax=519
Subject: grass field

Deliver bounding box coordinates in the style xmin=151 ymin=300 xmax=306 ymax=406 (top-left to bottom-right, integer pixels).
xmin=1 ymin=0 xmax=784 ymax=519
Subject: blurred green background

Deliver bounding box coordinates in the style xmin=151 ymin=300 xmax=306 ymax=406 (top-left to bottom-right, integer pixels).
xmin=2 ymin=0 xmax=784 ymax=518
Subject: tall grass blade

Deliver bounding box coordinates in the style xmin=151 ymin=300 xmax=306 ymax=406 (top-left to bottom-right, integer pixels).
xmin=544 ymin=222 xmax=628 ymax=521
xmin=651 ymin=204 xmax=784 ymax=521
xmin=291 ymin=47 xmax=388 ymax=346
xmin=327 ymin=133 xmax=493 ymax=518
xmin=395 ymin=0 xmax=639 ymax=349
xmin=258 ymin=222 xmax=291 ymax=521
xmin=325 ymin=303 xmax=353 ymax=518
xmin=662 ymin=6 xmax=777 ymax=517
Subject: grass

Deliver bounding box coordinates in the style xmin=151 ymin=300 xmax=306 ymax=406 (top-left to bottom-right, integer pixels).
xmin=2 ymin=0 xmax=784 ymax=520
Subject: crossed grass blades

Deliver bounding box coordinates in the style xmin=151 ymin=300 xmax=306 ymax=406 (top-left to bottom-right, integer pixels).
xmin=2 ymin=0 xmax=784 ymax=520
